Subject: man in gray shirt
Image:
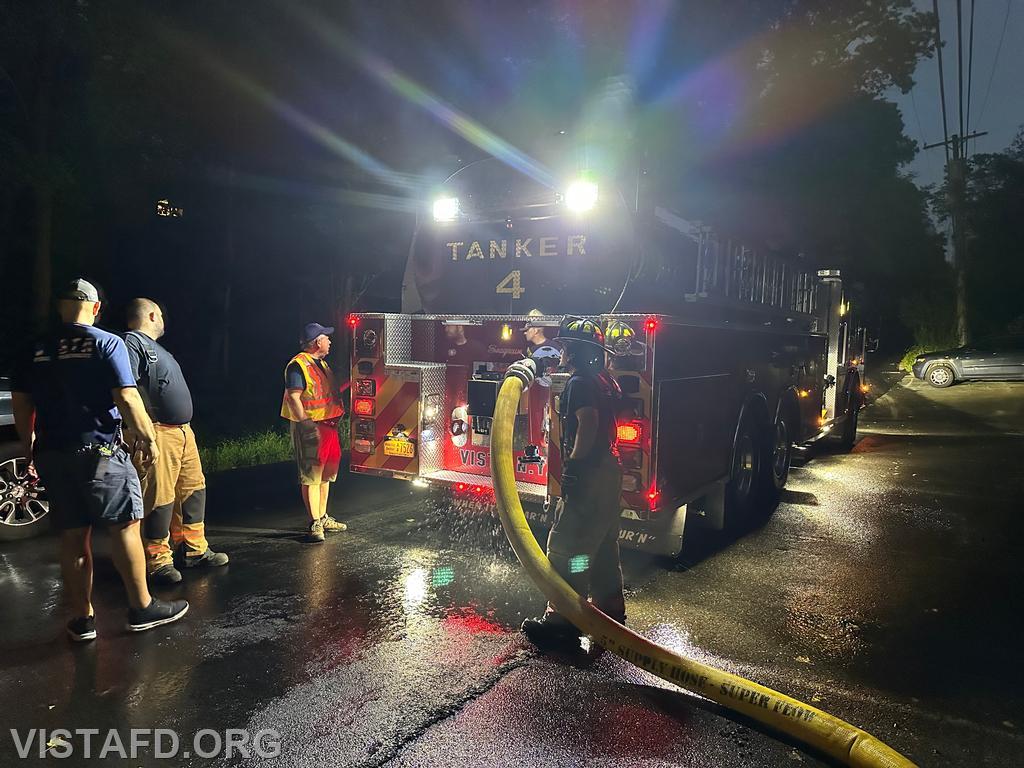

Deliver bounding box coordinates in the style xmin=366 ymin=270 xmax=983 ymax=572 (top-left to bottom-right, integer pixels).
xmin=125 ymin=298 xmax=228 ymax=585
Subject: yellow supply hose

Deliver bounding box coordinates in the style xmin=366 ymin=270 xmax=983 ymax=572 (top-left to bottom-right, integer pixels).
xmin=491 ymin=368 xmax=916 ymax=768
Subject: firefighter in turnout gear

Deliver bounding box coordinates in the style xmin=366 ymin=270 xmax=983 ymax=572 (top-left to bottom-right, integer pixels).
xmin=125 ymin=298 xmax=228 ymax=586
xmin=522 ymin=316 xmax=626 ymax=650
xmin=282 ymin=323 xmax=347 ymax=542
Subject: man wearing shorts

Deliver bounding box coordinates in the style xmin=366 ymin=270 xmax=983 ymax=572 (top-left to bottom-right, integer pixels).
xmin=281 ymin=322 xmax=347 ymax=542
xmin=11 ymin=279 xmax=188 ymax=641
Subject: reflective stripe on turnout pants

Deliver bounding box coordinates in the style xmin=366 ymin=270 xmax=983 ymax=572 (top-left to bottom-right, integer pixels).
xmin=139 ymin=423 xmax=208 ymax=569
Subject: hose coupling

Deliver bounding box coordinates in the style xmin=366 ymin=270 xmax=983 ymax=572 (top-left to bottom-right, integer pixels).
xmin=505 ymin=358 xmax=537 ymax=388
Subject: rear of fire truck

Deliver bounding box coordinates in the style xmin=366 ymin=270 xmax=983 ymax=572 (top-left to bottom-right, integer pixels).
xmin=349 ymin=157 xmax=866 ymax=557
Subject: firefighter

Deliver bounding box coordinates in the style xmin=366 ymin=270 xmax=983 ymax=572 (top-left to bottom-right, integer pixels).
xmin=522 ymin=316 xmax=626 ymax=649
xmin=282 ymin=323 xmax=348 ymax=542
xmin=125 ymin=298 xmax=228 ymax=585
xmin=521 ymin=309 xmax=551 ymax=351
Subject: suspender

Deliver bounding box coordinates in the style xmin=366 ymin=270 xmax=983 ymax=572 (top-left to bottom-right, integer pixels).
xmin=124 ymin=331 xmax=161 ymax=409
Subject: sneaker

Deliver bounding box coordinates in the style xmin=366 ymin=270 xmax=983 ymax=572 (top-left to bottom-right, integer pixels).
xmin=321 ymin=515 xmax=347 ymax=532
xmin=67 ymin=616 xmax=97 ymax=642
xmin=181 ymin=549 xmax=229 ymax=568
xmin=521 ymin=615 xmax=583 ymax=650
xmin=126 ymin=599 xmax=189 ymax=632
xmin=308 ymin=518 xmax=325 ymax=543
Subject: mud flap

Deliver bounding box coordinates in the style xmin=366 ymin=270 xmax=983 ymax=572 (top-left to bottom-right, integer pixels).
xmin=618 ymin=506 xmax=687 ymax=557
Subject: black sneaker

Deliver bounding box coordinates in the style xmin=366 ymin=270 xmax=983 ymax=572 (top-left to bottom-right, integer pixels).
xmin=521 ymin=615 xmax=583 ymax=650
xmin=126 ymin=599 xmax=189 ymax=632
xmin=150 ymin=564 xmax=183 ymax=585
xmin=67 ymin=616 xmax=97 ymax=642
xmin=181 ymin=549 xmax=229 ymax=568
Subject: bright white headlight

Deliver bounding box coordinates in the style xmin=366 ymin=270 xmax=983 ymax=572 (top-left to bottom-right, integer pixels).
xmin=432 ymin=197 xmax=460 ymax=222
xmin=565 ymin=180 xmax=598 ymax=213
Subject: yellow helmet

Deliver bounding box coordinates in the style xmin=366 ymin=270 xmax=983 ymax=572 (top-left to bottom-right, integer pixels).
xmin=604 ymin=320 xmax=637 ymax=355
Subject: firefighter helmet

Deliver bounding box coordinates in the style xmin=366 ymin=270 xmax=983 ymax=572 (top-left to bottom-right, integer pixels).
xmin=554 ymin=316 xmax=609 ymax=352
xmin=604 ymin=320 xmax=637 ymax=356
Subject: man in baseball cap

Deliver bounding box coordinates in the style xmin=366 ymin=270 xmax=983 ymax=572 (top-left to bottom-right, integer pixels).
xmin=280 ymin=322 xmax=347 ymax=542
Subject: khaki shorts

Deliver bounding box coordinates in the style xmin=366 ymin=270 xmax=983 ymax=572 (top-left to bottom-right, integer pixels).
xmin=291 ymin=420 xmax=342 ymax=485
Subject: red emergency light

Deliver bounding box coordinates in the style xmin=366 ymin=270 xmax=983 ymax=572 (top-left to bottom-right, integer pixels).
xmin=352 ymin=397 xmax=375 ymax=417
xmin=347 ymin=315 xmax=359 ymax=328
xmin=644 ymin=317 xmax=659 ymax=333
xmin=455 ymin=483 xmax=467 ymax=492
xmin=647 ymin=488 xmax=660 ymax=508
xmin=616 ymin=421 xmax=643 ymax=445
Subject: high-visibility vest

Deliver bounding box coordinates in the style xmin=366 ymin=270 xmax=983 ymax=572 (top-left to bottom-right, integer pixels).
xmin=281 ymin=352 xmax=344 ymax=422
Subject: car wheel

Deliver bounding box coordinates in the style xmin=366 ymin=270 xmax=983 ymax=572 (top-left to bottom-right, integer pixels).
xmin=725 ymin=409 xmax=764 ymax=532
xmin=926 ymin=363 xmax=955 ymax=388
xmin=0 ymin=446 xmax=50 ymax=542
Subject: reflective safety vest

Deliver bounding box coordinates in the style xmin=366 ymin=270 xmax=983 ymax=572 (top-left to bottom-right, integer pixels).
xmin=281 ymin=352 xmax=344 ymax=422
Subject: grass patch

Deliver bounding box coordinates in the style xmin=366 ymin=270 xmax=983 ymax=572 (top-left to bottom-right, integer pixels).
xmin=198 ymin=418 xmax=351 ymax=473
xmin=199 ymin=430 xmax=293 ymax=474
xmin=899 ymin=345 xmax=929 ymax=373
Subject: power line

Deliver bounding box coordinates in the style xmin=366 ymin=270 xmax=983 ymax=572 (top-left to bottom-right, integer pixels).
xmin=966 ymin=0 xmax=976 ymax=155
xmin=932 ymin=0 xmax=951 ymax=165
xmin=978 ymin=0 xmax=1013 ymax=122
xmin=956 ymin=0 xmax=965 ymax=140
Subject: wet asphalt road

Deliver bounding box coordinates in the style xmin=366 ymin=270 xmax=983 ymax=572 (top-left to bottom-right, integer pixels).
xmin=2 ymin=373 xmax=1023 ymax=767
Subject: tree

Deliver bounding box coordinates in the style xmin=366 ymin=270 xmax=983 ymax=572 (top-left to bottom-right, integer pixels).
xmin=959 ymin=128 xmax=1024 ymax=337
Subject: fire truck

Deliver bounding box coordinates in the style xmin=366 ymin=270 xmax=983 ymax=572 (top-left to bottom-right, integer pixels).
xmin=349 ymin=158 xmax=865 ymax=556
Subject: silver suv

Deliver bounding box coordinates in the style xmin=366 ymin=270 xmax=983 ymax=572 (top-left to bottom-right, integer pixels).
xmin=0 ymin=377 xmax=50 ymax=540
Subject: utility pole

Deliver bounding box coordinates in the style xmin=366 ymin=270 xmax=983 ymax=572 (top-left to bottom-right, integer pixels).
xmin=924 ymin=130 xmax=987 ymax=346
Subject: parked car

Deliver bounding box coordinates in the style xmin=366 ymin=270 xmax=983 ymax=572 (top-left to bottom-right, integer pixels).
xmin=912 ymin=337 xmax=1024 ymax=388
xmin=0 ymin=376 xmax=50 ymax=541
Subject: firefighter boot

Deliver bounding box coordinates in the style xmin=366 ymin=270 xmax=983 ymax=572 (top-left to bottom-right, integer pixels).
xmin=521 ymin=613 xmax=583 ymax=651
xmin=143 ymin=505 xmax=182 ymax=586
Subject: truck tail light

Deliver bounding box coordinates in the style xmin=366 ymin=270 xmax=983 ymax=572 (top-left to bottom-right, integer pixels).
xmin=616 ymin=421 xmax=643 ymax=445
xmin=647 ymin=488 xmax=660 ymax=509
xmin=353 ymin=397 xmax=375 ymax=417
xmin=644 ymin=317 xmax=659 ymax=333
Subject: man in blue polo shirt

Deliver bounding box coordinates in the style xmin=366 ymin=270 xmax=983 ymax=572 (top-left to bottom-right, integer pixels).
xmin=11 ymin=279 xmax=189 ymax=641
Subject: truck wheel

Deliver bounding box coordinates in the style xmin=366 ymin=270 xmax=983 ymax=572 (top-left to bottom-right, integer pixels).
xmin=762 ymin=411 xmax=792 ymax=500
xmin=0 ymin=446 xmax=51 ymax=542
xmin=838 ymin=400 xmax=859 ymax=450
xmin=725 ymin=409 xmax=764 ymax=532
xmin=926 ymin=364 xmax=955 ymax=388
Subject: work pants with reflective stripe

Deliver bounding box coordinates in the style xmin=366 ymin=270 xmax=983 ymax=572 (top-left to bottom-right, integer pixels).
xmin=139 ymin=423 xmax=208 ymax=571
xmin=545 ymin=452 xmax=626 ymax=623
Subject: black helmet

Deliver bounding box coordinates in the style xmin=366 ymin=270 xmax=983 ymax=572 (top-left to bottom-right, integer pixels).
xmin=554 ymin=316 xmax=610 ymax=351
xmin=554 ymin=316 xmax=612 ymax=370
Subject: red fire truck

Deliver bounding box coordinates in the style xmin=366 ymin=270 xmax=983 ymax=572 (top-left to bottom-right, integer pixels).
xmin=349 ymin=159 xmax=865 ymax=556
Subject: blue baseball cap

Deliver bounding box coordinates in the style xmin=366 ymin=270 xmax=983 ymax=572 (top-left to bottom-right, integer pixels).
xmin=300 ymin=322 xmax=334 ymax=346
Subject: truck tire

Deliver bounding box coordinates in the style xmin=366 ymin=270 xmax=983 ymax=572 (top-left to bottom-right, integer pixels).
xmin=0 ymin=444 xmax=50 ymax=542
xmin=926 ymin=363 xmax=955 ymax=388
xmin=838 ymin=401 xmax=859 ymax=450
xmin=837 ymin=380 xmax=861 ymax=451
xmin=725 ymin=409 xmax=764 ymax=532
xmin=762 ymin=409 xmax=793 ymax=502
